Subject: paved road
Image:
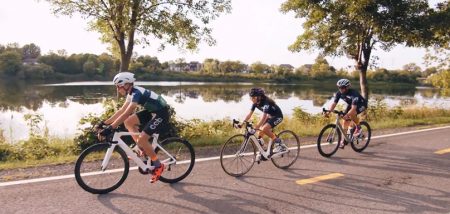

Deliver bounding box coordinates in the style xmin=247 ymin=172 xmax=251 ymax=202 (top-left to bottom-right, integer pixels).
xmin=1 ymin=127 xmax=450 ymax=214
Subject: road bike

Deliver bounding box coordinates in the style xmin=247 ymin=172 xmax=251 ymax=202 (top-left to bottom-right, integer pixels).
xmin=220 ymin=119 xmax=300 ymax=177
xmin=317 ymin=108 xmax=372 ymax=157
xmin=74 ymin=127 xmax=195 ymax=194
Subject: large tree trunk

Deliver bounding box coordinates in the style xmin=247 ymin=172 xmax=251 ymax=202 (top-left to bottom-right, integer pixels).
xmin=356 ymin=38 xmax=372 ymax=101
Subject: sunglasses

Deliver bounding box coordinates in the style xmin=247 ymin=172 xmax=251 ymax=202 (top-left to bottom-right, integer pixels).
xmin=338 ymin=86 xmax=347 ymax=89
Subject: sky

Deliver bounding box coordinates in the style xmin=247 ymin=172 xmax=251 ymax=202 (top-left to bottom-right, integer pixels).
xmin=0 ymin=0 xmax=444 ymax=70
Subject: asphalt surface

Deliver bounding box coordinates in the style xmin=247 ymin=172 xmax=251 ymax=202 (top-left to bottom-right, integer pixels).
xmin=1 ymin=126 xmax=450 ymax=214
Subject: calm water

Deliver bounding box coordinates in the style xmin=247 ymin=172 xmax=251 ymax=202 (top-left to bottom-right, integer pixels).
xmin=0 ymin=80 xmax=449 ymax=142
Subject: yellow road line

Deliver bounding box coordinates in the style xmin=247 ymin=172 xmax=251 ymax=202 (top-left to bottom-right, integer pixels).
xmin=435 ymin=148 xmax=450 ymax=155
xmin=296 ymin=173 xmax=344 ymax=185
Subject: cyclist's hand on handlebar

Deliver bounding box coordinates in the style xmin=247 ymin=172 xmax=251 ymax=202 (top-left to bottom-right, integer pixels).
xmin=94 ymin=121 xmax=106 ymax=130
xmin=99 ymin=125 xmax=113 ymax=136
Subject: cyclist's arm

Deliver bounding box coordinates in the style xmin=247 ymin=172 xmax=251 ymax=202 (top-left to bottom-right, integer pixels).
xmin=110 ymin=102 xmax=138 ymax=128
xmin=243 ymin=111 xmax=254 ymax=123
xmin=329 ymin=102 xmax=338 ymax=111
xmin=346 ymin=104 xmax=357 ymax=117
xmin=104 ymin=101 xmax=130 ymax=125
xmin=255 ymin=113 xmax=269 ymax=129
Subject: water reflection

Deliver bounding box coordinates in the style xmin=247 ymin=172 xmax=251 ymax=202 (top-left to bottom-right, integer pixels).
xmin=0 ymin=80 xmax=449 ymax=142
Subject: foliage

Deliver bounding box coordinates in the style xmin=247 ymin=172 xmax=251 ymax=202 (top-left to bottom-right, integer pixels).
xmin=22 ymin=43 xmax=41 ymax=59
xmin=427 ymin=69 xmax=450 ymax=94
xmin=46 ymin=0 xmax=232 ymax=71
xmin=280 ymin=0 xmax=447 ymax=99
xmin=0 ymin=51 xmax=22 ymax=76
xmin=19 ymin=64 xmax=54 ymax=79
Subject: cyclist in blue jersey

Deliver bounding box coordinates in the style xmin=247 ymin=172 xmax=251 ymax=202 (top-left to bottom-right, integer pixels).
xmin=242 ymin=88 xmax=286 ymax=153
xmin=325 ymin=79 xmax=367 ymax=148
xmin=98 ymin=72 xmax=167 ymax=183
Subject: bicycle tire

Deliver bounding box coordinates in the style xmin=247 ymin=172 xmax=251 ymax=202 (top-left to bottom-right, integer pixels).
xmin=271 ymin=130 xmax=300 ymax=169
xmin=74 ymin=143 xmax=129 ymax=194
xmin=351 ymin=121 xmax=372 ymax=152
xmin=220 ymin=134 xmax=256 ymax=177
xmin=155 ymin=137 xmax=195 ymax=183
xmin=317 ymin=124 xmax=341 ymax=157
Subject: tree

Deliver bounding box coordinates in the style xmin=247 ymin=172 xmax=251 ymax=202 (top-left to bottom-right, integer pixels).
xmin=22 ymin=43 xmax=41 ymax=59
xmin=310 ymin=55 xmax=335 ymax=78
xmin=202 ymin=58 xmax=220 ymax=73
xmin=46 ymin=0 xmax=231 ymax=72
xmin=402 ymin=63 xmax=422 ymax=76
xmin=0 ymin=51 xmax=22 ymax=76
xmin=250 ymin=61 xmax=271 ymax=74
xmin=281 ymin=0 xmax=448 ymax=99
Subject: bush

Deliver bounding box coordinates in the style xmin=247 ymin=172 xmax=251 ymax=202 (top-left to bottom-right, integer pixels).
xmin=18 ymin=136 xmax=51 ymax=160
xmin=0 ymin=142 xmax=14 ymax=161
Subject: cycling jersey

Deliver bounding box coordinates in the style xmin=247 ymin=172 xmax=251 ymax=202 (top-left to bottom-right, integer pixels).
xmin=251 ymin=100 xmax=283 ymax=117
xmin=333 ymin=89 xmax=367 ymax=107
xmin=126 ymin=86 xmax=167 ymax=112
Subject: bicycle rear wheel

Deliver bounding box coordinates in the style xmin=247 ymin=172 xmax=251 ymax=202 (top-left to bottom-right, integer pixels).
xmin=351 ymin=121 xmax=372 ymax=152
xmin=74 ymin=143 xmax=129 ymax=194
xmin=220 ymin=134 xmax=256 ymax=177
xmin=156 ymin=137 xmax=195 ymax=183
xmin=317 ymin=124 xmax=341 ymax=157
xmin=271 ymin=130 xmax=300 ymax=169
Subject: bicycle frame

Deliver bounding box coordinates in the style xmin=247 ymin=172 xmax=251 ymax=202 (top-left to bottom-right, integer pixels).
xmin=332 ymin=115 xmax=355 ymax=143
xmin=102 ymin=132 xmax=177 ymax=172
xmin=237 ymin=124 xmax=288 ymax=159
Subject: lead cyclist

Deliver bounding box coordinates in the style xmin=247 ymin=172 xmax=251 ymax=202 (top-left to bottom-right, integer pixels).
xmin=98 ymin=71 xmax=169 ymax=183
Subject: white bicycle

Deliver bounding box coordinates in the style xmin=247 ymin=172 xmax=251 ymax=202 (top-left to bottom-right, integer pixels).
xmin=220 ymin=120 xmax=300 ymax=177
xmin=74 ymin=127 xmax=195 ymax=194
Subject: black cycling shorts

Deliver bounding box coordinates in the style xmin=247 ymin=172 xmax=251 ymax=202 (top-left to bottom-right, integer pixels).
xmin=136 ymin=107 xmax=169 ymax=136
xmin=266 ymin=116 xmax=283 ymax=128
xmin=345 ymin=104 xmax=367 ymax=115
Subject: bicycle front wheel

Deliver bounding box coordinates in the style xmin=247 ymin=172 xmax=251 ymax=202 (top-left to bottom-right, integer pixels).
xmin=271 ymin=130 xmax=300 ymax=169
xmin=317 ymin=124 xmax=341 ymax=157
xmin=351 ymin=121 xmax=372 ymax=152
xmin=156 ymin=137 xmax=195 ymax=183
xmin=220 ymin=134 xmax=256 ymax=177
xmin=74 ymin=143 xmax=129 ymax=194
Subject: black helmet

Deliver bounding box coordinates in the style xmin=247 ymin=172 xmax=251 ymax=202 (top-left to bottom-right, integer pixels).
xmin=249 ymin=88 xmax=265 ymax=97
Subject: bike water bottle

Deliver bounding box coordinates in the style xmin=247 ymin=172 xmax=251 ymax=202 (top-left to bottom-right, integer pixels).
xmin=257 ymin=137 xmax=265 ymax=147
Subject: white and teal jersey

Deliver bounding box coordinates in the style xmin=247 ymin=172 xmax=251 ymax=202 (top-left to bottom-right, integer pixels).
xmin=126 ymin=86 xmax=167 ymax=112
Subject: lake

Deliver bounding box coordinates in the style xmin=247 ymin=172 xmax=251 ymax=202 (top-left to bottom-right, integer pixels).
xmin=0 ymin=80 xmax=449 ymax=142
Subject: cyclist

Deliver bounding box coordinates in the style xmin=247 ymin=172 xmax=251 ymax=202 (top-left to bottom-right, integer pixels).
xmin=98 ymin=71 xmax=168 ymax=183
xmin=325 ymin=78 xmax=367 ymax=148
xmin=242 ymin=87 xmax=285 ymax=153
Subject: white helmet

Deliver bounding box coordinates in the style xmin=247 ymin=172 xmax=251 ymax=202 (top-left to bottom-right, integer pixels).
xmin=113 ymin=72 xmax=135 ymax=86
xmin=336 ymin=78 xmax=350 ymax=88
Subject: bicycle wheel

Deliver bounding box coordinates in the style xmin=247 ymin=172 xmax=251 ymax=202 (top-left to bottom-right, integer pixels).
xmin=74 ymin=143 xmax=129 ymax=194
xmin=156 ymin=137 xmax=195 ymax=183
xmin=351 ymin=121 xmax=372 ymax=152
xmin=271 ymin=130 xmax=300 ymax=169
xmin=317 ymin=124 xmax=341 ymax=157
xmin=220 ymin=134 xmax=256 ymax=177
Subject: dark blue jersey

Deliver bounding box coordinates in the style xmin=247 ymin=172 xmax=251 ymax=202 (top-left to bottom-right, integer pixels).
xmin=333 ymin=89 xmax=366 ymax=106
xmin=251 ymin=99 xmax=283 ymax=117
xmin=126 ymin=86 xmax=167 ymax=112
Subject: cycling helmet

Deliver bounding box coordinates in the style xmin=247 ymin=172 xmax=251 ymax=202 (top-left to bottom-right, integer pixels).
xmin=249 ymin=88 xmax=265 ymax=97
xmin=113 ymin=72 xmax=135 ymax=87
xmin=336 ymin=78 xmax=350 ymax=88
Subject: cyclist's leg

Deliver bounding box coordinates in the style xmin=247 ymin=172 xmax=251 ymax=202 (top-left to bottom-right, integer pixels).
xmin=140 ymin=108 xmax=170 ymax=183
xmin=124 ymin=113 xmax=144 ymax=142
xmin=263 ymin=117 xmax=283 ymax=141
